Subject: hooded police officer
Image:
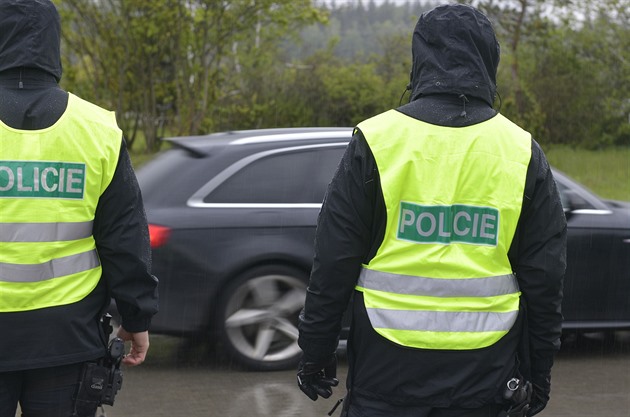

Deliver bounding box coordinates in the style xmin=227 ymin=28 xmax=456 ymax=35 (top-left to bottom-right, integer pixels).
xmin=0 ymin=1 xmax=158 ymax=416
xmin=297 ymin=4 xmax=566 ymax=417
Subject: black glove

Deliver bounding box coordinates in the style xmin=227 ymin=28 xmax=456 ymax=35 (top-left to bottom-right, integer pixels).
xmin=526 ymin=382 xmax=549 ymax=416
xmin=297 ymin=355 xmax=339 ymax=401
xmin=527 ymin=372 xmax=551 ymax=416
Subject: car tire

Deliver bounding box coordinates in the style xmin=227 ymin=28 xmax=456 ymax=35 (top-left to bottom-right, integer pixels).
xmin=217 ymin=265 xmax=308 ymax=371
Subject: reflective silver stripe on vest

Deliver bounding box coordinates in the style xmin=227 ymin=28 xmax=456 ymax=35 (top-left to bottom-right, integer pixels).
xmin=358 ymin=269 xmax=519 ymax=297
xmin=367 ymin=309 xmax=517 ymax=332
xmin=0 ymin=221 xmax=93 ymax=242
xmin=0 ymin=250 xmax=100 ymax=282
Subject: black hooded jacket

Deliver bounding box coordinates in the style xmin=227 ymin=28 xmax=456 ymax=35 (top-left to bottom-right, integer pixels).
xmin=0 ymin=0 xmax=158 ymax=372
xmin=0 ymin=0 xmax=62 ymax=81
xmin=298 ymin=4 xmax=566 ymax=408
xmin=409 ymin=3 xmax=500 ymax=106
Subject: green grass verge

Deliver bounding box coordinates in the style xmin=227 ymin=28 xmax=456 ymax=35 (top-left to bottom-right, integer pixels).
xmin=545 ymin=145 xmax=630 ymax=202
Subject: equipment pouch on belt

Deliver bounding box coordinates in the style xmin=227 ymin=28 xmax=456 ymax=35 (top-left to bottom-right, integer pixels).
xmin=73 ymin=315 xmax=124 ymax=416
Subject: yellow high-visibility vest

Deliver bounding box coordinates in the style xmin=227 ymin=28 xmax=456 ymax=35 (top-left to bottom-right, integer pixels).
xmin=355 ymin=110 xmax=531 ymax=350
xmin=0 ymin=93 xmax=121 ymax=312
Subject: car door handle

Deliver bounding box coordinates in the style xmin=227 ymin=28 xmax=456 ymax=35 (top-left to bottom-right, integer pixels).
xmin=623 ymin=239 xmax=630 ymax=244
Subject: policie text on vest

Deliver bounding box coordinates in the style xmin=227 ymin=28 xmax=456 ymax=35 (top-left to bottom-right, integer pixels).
xmin=398 ymin=202 xmax=499 ymax=246
xmin=0 ymin=161 xmax=86 ymax=199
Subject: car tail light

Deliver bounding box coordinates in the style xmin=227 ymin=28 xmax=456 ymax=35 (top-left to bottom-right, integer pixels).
xmin=148 ymin=224 xmax=171 ymax=248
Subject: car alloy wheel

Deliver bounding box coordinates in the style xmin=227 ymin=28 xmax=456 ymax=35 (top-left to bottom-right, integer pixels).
xmin=219 ymin=265 xmax=307 ymax=371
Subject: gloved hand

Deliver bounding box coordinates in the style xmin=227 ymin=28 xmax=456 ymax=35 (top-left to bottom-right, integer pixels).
xmin=297 ymin=354 xmax=339 ymax=401
xmin=527 ymin=373 xmax=551 ymax=416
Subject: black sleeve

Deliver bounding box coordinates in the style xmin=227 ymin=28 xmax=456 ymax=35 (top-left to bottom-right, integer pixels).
xmin=93 ymin=139 xmax=159 ymax=333
xmin=510 ymin=139 xmax=567 ymax=374
xmin=298 ymin=130 xmax=382 ymax=362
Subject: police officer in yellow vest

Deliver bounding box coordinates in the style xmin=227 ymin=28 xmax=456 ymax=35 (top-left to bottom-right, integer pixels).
xmin=0 ymin=1 xmax=158 ymax=416
xmin=297 ymin=4 xmax=566 ymax=417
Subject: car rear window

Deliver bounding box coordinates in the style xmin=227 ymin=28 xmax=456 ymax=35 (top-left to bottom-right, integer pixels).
xmin=203 ymin=146 xmax=346 ymax=204
xmin=137 ymin=148 xmax=214 ymax=206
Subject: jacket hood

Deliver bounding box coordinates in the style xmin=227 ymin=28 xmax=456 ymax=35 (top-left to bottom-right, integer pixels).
xmin=409 ymin=4 xmax=499 ymax=106
xmin=0 ymin=0 xmax=62 ymax=82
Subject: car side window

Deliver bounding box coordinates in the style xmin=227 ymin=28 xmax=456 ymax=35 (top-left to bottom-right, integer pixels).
xmin=203 ymin=146 xmax=346 ymax=204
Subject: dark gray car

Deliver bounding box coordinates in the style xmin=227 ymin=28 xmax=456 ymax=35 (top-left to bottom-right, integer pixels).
xmin=137 ymin=128 xmax=352 ymax=371
xmin=132 ymin=127 xmax=630 ymax=370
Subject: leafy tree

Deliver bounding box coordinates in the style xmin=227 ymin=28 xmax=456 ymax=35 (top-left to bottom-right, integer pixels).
xmin=526 ymin=15 xmax=629 ymax=147
xmin=57 ymin=0 xmax=186 ymax=151
xmin=56 ymin=0 xmax=324 ymax=152
xmin=54 ymin=0 xmax=628 ymax=151
xmin=473 ymin=0 xmax=629 ymax=146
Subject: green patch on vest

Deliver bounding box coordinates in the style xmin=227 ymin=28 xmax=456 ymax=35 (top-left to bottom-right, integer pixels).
xmin=0 ymin=161 xmax=85 ymax=199
xmin=398 ymin=202 xmax=499 ymax=246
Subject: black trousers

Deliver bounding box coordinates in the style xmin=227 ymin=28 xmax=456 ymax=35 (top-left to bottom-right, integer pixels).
xmin=347 ymin=395 xmax=504 ymax=417
xmin=0 ymin=363 xmax=89 ymax=417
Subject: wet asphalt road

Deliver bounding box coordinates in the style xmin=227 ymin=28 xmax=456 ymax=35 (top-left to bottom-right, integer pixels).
xmin=97 ymin=331 xmax=630 ymax=417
